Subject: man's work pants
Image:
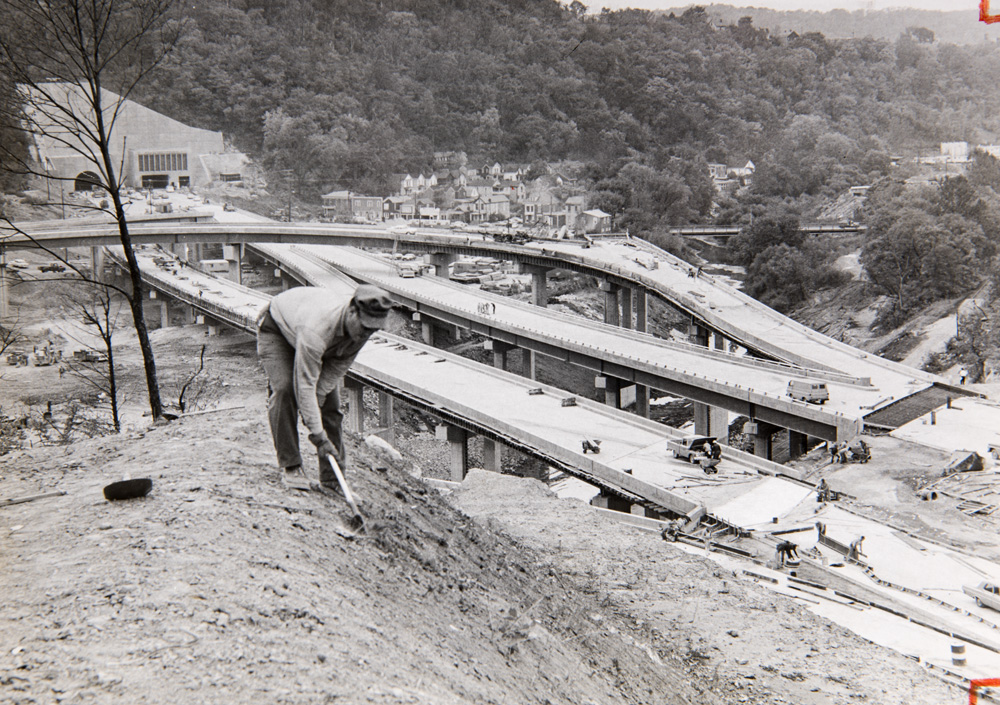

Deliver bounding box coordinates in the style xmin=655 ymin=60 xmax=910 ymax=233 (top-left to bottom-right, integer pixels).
xmin=257 ymin=322 xmax=346 ymax=472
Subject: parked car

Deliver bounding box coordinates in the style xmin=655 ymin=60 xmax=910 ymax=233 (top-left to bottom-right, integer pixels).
xmin=8 ymin=258 xmax=29 ymax=270
xmin=964 ymin=582 xmax=1000 ymax=611
xmin=787 ymin=380 xmax=829 ymax=404
xmin=39 ymin=263 xmax=66 ymax=273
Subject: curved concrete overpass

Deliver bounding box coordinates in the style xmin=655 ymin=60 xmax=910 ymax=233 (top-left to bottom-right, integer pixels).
xmin=107 ymin=244 xmax=808 ymax=528
xmin=4 ymin=220 xmax=970 ymax=432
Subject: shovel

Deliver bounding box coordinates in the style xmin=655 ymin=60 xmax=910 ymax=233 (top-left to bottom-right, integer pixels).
xmin=326 ymin=454 xmax=365 ymax=533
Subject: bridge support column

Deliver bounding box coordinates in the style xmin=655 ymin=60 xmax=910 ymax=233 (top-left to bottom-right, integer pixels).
xmin=523 ymin=349 xmax=537 ymax=380
xmin=596 ymin=375 xmax=621 ymax=408
xmin=688 ymin=320 xmax=709 ymax=347
xmin=481 ymin=438 xmax=502 ymax=472
xmin=634 ymin=290 xmax=647 ymax=333
xmin=633 ymin=385 xmax=650 ymax=418
xmin=591 ymin=492 xmax=632 ymax=513
xmin=600 ymin=281 xmax=620 ymax=326
xmin=788 ymin=430 xmax=808 ymax=460
xmin=436 ymin=424 xmax=469 ymax=481
xmin=90 ymin=246 xmax=105 ymax=282
xmin=620 ymin=287 xmax=633 ymax=330
xmin=745 ymin=420 xmax=779 ymax=461
xmin=429 ymin=253 xmax=455 ymax=278
xmin=375 ymin=391 xmax=394 ymax=445
xmin=693 ymin=403 xmax=729 ymax=441
xmin=223 ymin=244 xmax=242 ymax=284
xmin=413 ymin=311 xmax=435 ymax=345
xmin=158 ymin=299 xmax=169 ymax=329
xmin=143 ymin=290 xmax=168 ymax=330
xmin=485 ymin=340 xmax=515 ymax=371
xmin=518 ymin=264 xmax=549 ymax=307
xmin=343 ymin=377 xmax=365 ymax=434
xmin=178 ymin=304 xmax=196 ymax=326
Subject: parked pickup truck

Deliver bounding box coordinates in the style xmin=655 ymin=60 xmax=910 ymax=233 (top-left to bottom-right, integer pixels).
xmin=667 ymin=435 xmax=722 ymax=473
xmin=964 ymin=582 xmax=1000 ymax=611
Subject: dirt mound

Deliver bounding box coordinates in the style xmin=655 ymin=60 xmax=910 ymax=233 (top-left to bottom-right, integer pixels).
xmin=1 ymin=408 xmax=746 ymax=705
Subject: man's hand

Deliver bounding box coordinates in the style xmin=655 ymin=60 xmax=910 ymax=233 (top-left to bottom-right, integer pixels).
xmin=309 ymin=433 xmax=341 ymax=465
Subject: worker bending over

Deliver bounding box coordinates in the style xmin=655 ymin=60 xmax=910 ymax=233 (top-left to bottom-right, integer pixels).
xmin=257 ymin=285 xmax=393 ymax=490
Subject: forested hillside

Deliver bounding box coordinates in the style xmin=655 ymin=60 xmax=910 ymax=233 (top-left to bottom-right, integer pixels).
xmin=679 ymin=6 xmax=986 ymax=45
xmin=137 ymin=0 xmax=1000 ymax=217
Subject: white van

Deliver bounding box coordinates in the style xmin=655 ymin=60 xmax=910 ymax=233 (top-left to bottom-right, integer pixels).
xmin=787 ymin=380 xmax=829 ymax=404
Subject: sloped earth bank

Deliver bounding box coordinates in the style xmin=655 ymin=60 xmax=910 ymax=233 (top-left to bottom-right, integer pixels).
xmin=0 ymin=339 xmax=959 ymax=705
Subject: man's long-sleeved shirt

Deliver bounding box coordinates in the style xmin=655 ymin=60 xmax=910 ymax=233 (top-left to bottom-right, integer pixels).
xmin=265 ymin=287 xmax=369 ymax=438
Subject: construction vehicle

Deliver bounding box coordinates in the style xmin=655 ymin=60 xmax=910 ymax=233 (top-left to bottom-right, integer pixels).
xmin=72 ymin=349 xmax=107 ymax=364
xmin=32 ymin=347 xmax=61 ymax=367
xmin=787 ymin=380 xmax=829 ymax=404
xmin=6 ymin=351 xmax=28 ymax=367
xmin=668 ymin=435 xmax=722 ymax=473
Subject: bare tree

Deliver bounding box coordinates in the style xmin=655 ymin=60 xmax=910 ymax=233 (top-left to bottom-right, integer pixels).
xmin=0 ymin=305 xmax=25 ymax=359
xmin=0 ymin=0 xmax=182 ymax=423
xmin=60 ymin=282 xmax=125 ymax=432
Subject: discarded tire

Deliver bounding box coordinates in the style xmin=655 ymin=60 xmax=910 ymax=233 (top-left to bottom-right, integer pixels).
xmin=103 ymin=478 xmax=153 ymax=501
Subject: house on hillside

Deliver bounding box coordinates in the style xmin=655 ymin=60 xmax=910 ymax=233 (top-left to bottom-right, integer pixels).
xmin=383 ymin=195 xmax=416 ymax=220
xmin=396 ymin=173 xmax=438 ymax=196
xmin=460 ymin=178 xmax=496 ymax=200
xmin=433 ymin=151 xmax=467 ymax=169
xmin=941 ymin=142 xmax=970 ymax=162
xmin=709 ymin=159 xmax=755 ymax=196
xmin=321 ymin=190 xmax=383 ymax=221
xmin=29 ymin=82 xmax=243 ymax=192
xmin=455 ymin=193 xmax=510 ymax=223
xmin=582 ymin=209 xmax=612 ymax=233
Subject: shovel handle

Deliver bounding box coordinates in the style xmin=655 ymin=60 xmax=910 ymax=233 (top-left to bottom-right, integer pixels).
xmin=327 ymin=454 xmax=362 ymax=516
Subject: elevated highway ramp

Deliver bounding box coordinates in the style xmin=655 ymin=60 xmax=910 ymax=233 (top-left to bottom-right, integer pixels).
xmin=6 ymin=220 xmax=978 ymax=431
xmin=112 ymin=243 xmax=811 ymax=529
xmin=281 ymin=244 xmax=873 ymax=442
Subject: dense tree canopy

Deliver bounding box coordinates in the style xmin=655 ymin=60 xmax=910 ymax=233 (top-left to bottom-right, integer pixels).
xmin=860 ymin=166 xmax=1000 ymax=321
xmin=121 ymin=1 xmax=1000 ymax=207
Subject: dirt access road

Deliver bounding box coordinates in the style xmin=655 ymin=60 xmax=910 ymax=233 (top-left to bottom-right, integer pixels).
xmin=0 ymin=297 xmax=969 ymax=705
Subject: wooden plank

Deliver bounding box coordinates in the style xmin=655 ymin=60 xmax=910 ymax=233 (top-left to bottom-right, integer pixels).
xmin=0 ymin=490 xmax=67 ymax=508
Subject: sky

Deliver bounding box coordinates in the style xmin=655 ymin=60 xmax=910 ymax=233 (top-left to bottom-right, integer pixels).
xmin=584 ymin=1 xmax=974 ymax=11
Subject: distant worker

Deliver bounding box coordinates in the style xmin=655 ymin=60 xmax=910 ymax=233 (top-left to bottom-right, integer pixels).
xmin=707 ymin=439 xmax=722 ymax=460
xmin=959 ymin=367 xmax=968 ymax=385
xmin=256 ymin=285 xmax=393 ymax=491
xmin=848 ymin=536 xmax=865 ymax=561
xmin=817 ymin=478 xmax=832 ymax=503
xmin=661 ymin=519 xmax=682 ymax=542
xmin=776 ymin=540 xmax=799 ymax=567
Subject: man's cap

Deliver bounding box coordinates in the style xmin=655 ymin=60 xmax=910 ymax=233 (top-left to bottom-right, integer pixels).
xmin=353 ymin=285 xmax=393 ymax=329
